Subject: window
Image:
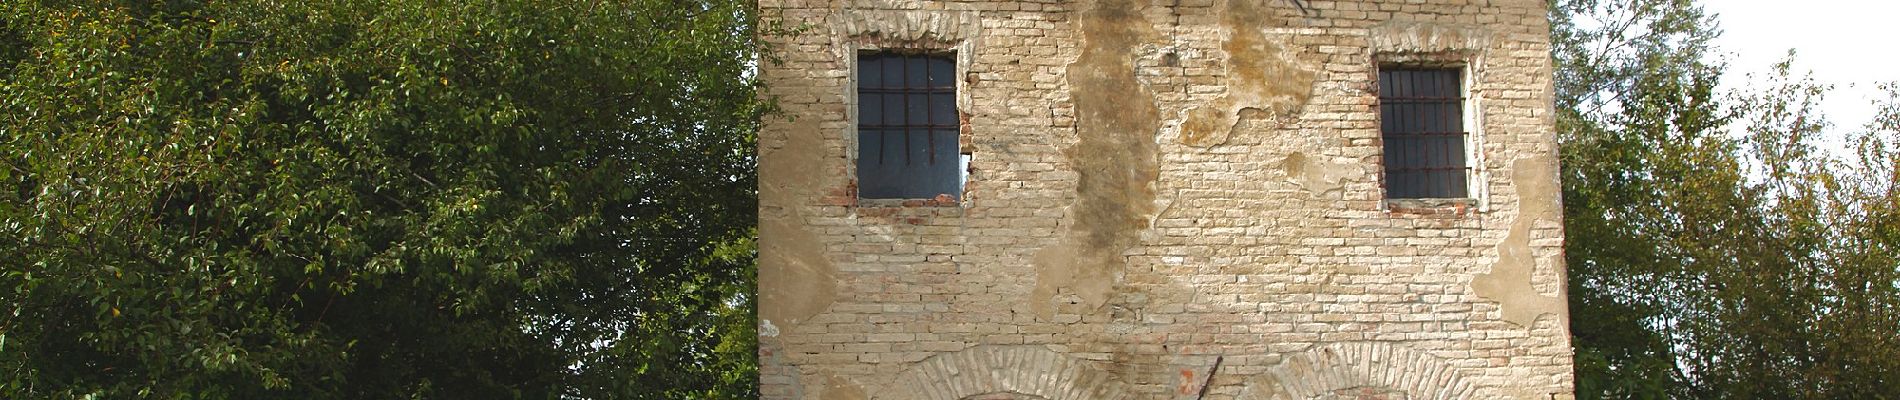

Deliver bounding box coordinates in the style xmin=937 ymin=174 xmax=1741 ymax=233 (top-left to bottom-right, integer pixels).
xmin=856 ymin=52 xmax=960 ymax=200
xmin=1379 ymin=67 xmax=1469 ymax=199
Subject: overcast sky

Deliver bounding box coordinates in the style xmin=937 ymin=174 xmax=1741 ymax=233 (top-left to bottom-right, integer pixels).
xmin=1704 ymin=0 xmax=1898 ymax=129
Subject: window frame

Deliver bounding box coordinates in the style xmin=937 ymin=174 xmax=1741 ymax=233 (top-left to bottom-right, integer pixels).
xmin=1374 ymin=58 xmax=1487 ymax=213
xmin=847 ymin=48 xmax=970 ymax=204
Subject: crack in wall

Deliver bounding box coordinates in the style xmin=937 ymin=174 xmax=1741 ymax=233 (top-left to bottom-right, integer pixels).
xmin=1030 ymin=0 xmax=1163 ymax=319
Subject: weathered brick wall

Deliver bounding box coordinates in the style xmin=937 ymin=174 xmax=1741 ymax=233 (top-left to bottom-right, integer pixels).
xmin=758 ymin=1 xmax=1574 ymax=399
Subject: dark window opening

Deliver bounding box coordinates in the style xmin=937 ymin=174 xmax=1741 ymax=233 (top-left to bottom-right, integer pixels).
xmin=1379 ymin=67 xmax=1468 ymax=199
xmin=857 ymin=52 xmax=960 ymax=200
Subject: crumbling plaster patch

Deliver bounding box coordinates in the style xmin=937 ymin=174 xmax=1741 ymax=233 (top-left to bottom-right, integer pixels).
xmin=1472 ymin=156 xmax=1565 ymax=327
xmin=1282 ymin=152 xmax=1361 ymax=199
xmin=1177 ymin=0 xmax=1321 ymax=148
xmin=759 ymin=116 xmax=837 ymax=330
xmin=1029 ymin=0 xmax=1163 ymax=319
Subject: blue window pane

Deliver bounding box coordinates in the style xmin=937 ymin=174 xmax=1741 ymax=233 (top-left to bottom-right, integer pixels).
xmin=906 ymin=56 xmax=928 ymax=87
xmin=932 ymin=93 xmax=956 ymax=125
xmin=882 ymin=55 xmax=904 ymax=87
xmin=860 ymin=93 xmax=882 ymax=126
xmin=907 ymin=91 xmax=929 ymax=125
xmin=930 ymin=57 xmax=955 ymax=88
xmin=859 ymin=58 xmax=881 ymax=88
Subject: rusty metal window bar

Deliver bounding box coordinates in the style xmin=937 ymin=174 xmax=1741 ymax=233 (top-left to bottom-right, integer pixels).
xmin=857 ymin=52 xmax=960 ymax=199
xmin=1379 ymin=67 xmax=1469 ymax=199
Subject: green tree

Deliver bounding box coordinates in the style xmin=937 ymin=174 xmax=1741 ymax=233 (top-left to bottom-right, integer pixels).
xmin=0 ymin=0 xmax=764 ymax=398
xmin=1555 ymin=0 xmax=1900 ymax=397
xmin=1551 ymin=0 xmax=1725 ymax=397
xmin=1705 ymin=59 xmax=1900 ymax=398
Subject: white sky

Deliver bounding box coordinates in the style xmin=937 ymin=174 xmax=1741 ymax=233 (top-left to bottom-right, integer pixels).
xmin=1704 ymin=0 xmax=1900 ymax=130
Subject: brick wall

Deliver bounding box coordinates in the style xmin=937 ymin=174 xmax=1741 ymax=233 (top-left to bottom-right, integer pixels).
xmin=758 ymin=1 xmax=1574 ymax=399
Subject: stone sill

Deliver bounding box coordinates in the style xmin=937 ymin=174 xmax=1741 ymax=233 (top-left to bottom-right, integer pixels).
xmin=855 ymin=194 xmax=961 ymax=208
xmin=1384 ymin=197 xmax=1477 ymax=217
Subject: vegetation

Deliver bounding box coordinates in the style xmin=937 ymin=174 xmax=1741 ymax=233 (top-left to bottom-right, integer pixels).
xmin=8 ymin=0 xmax=1896 ymax=398
xmin=1554 ymin=0 xmax=1900 ymax=397
xmin=0 ymin=0 xmax=764 ymax=398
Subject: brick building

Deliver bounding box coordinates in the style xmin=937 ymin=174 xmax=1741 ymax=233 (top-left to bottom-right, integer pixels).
xmin=757 ymin=0 xmax=1575 ymax=398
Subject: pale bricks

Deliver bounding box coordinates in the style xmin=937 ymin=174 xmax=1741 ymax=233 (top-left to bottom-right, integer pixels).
xmin=761 ymin=0 xmax=1570 ymax=399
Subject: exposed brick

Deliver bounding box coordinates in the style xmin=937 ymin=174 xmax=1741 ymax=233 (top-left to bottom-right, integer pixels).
xmin=759 ymin=1 xmax=1574 ymax=399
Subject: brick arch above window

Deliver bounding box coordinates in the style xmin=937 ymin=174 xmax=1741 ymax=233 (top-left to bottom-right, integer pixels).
xmin=1239 ymin=342 xmax=1476 ymax=400
xmin=880 ymin=345 xmax=1138 ymax=400
xmin=833 ymin=9 xmax=982 ymax=50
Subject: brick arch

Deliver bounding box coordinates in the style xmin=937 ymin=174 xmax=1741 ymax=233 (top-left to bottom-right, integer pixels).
xmin=880 ymin=345 xmax=1137 ymax=400
xmin=1239 ymin=342 xmax=1476 ymax=400
xmin=959 ymin=393 xmax=1051 ymax=400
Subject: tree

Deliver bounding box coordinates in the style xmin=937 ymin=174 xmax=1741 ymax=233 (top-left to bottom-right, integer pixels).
xmin=1551 ymin=0 xmax=1726 ymax=397
xmin=1554 ymin=0 xmax=1900 ymax=398
xmin=1706 ymin=58 xmax=1900 ymax=399
xmin=0 ymin=0 xmax=764 ymax=398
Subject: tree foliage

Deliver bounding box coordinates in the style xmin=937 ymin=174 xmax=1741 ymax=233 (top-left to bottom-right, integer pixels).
xmin=1554 ymin=0 xmax=1900 ymax=398
xmin=0 ymin=0 xmax=764 ymax=398
xmin=1552 ymin=1 xmax=1723 ymax=395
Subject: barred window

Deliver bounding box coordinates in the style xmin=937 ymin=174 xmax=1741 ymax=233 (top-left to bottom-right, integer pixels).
xmin=856 ymin=52 xmax=960 ymax=200
xmin=1379 ymin=67 xmax=1469 ymax=199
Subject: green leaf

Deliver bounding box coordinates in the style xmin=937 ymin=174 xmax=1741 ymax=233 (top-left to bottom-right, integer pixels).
xmin=0 ymin=0 xmax=766 ymax=397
